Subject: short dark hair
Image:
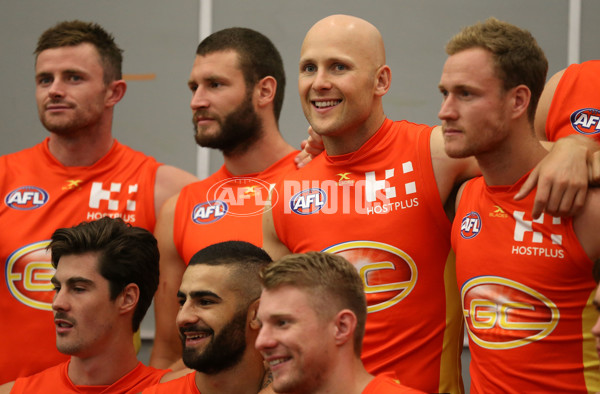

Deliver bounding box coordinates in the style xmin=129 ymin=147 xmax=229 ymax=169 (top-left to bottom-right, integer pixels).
xmin=188 ymin=241 xmax=272 ymax=306
xmin=35 ymin=20 xmax=123 ymax=84
xmin=49 ymin=217 xmax=159 ymax=332
xmin=196 ymin=27 xmax=286 ymax=122
xmin=260 ymin=252 xmax=367 ymax=356
xmin=445 ymin=17 xmax=548 ymax=122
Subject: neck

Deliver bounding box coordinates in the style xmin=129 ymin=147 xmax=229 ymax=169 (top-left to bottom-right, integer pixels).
xmin=67 ymin=331 xmax=138 ymax=386
xmin=322 ymin=111 xmax=386 ymax=156
xmin=309 ymin=357 xmax=373 ymax=394
xmin=477 ymin=123 xmax=547 ymax=186
xmin=194 ymin=347 xmax=265 ymax=394
xmin=223 ymin=119 xmax=295 ymax=176
xmin=47 ymin=113 xmax=115 ymax=167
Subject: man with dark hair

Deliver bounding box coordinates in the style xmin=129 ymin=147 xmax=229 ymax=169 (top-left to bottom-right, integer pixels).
xmin=144 ymin=241 xmax=273 ymax=393
xmin=0 ymin=218 xmax=169 ymax=393
xmin=439 ymin=17 xmax=600 ymax=392
xmin=256 ymin=252 xmax=424 ymax=393
xmin=0 ymin=20 xmax=197 ymax=382
xmin=151 ymin=27 xmax=297 ymax=368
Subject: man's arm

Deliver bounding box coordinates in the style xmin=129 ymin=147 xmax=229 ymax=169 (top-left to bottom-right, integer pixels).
xmin=0 ymin=381 xmax=14 ymax=394
xmin=534 ymin=68 xmax=566 ymax=141
xmin=262 ymin=202 xmax=291 ymax=260
xmin=150 ymin=195 xmax=187 ymax=368
xmin=154 ymin=165 xmax=199 ymax=217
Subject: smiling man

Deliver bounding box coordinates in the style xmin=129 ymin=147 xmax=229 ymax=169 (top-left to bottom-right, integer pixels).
xmin=0 ymin=217 xmax=168 ymax=393
xmin=144 ymin=241 xmax=272 ymax=393
xmin=256 ymin=251 xmax=424 ymax=393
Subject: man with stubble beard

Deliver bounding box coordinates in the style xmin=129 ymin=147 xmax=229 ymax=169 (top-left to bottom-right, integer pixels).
xmin=150 ymin=27 xmax=298 ymax=369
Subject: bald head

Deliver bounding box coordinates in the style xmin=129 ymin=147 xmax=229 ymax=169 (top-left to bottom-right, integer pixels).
xmin=303 ymin=14 xmax=386 ymax=66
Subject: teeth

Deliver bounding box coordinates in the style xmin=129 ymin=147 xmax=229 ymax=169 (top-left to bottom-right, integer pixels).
xmin=314 ymin=100 xmax=340 ymax=108
xmin=269 ymin=358 xmax=289 ymax=366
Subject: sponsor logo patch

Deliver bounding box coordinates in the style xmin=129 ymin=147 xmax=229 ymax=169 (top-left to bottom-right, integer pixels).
xmin=290 ymin=188 xmax=326 ymax=215
xmin=5 ymin=186 xmax=49 ymax=210
xmin=461 ymin=276 xmax=559 ymax=349
xmin=6 ymin=241 xmax=55 ymax=310
xmin=570 ymin=108 xmax=600 ymax=135
xmin=192 ymin=200 xmax=228 ymax=224
xmin=460 ymin=211 xmax=482 ymax=239
xmin=324 ymin=241 xmax=417 ymax=313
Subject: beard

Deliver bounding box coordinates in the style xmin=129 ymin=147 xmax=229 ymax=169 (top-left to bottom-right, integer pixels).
xmin=181 ymin=307 xmax=248 ymax=375
xmin=193 ymin=90 xmax=262 ymax=157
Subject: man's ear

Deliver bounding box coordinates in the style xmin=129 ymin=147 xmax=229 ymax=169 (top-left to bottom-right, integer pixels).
xmin=248 ymin=298 xmax=261 ymax=330
xmin=254 ymin=76 xmax=277 ymax=109
xmin=374 ymin=65 xmax=391 ymax=97
xmin=510 ymin=84 xmax=531 ymax=120
xmin=333 ymin=309 xmax=357 ymax=347
xmin=118 ymin=283 xmax=139 ymax=316
xmin=105 ymin=79 xmax=127 ymax=107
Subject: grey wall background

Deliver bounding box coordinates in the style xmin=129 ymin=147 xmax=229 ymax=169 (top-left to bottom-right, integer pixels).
xmin=1 ymin=0 xmax=598 ymax=377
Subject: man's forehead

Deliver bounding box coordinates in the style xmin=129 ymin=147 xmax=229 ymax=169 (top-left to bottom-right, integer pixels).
xmin=180 ymin=264 xmax=234 ymax=292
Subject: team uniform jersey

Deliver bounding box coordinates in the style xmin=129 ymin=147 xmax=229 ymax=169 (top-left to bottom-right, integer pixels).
xmin=142 ymin=372 xmax=199 ymax=394
xmin=0 ymin=139 xmax=160 ymax=383
xmin=9 ymin=360 xmax=167 ymax=393
xmin=271 ymin=119 xmax=464 ymax=394
xmin=545 ymin=60 xmax=600 ymax=141
xmin=173 ymin=151 xmax=298 ymax=263
xmin=363 ymin=375 xmax=426 ymax=394
xmin=452 ymin=174 xmax=599 ymax=393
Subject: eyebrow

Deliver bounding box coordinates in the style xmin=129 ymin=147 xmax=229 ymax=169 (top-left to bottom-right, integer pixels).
xmin=51 ymin=276 xmax=95 ymax=287
xmin=177 ymin=290 xmax=221 ymax=300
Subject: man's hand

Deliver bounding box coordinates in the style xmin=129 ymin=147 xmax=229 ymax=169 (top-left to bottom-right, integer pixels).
xmin=295 ymin=126 xmax=324 ymax=168
xmin=516 ymin=136 xmax=592 ymax=218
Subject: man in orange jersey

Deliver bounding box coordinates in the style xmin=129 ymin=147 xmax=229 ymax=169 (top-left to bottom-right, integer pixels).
xmin=144 ymin=241 xmax=274 ymax=394
xmin=0 ymin=218 xmax=173 ymax=393
xmin=263 ymin=14 xmax=595 ymax=393
xmin=151 ymin=27 xmax=298 ymax=368
xmin=439 ymin=18 xmax=600 ymax=392
xmin=256 ymin=251 xmax=425 ymax=394
xmin=0 ymin=20 xmax=197 ymax=383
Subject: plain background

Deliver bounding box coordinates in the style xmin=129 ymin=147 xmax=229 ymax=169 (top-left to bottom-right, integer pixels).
xmin=2 ymin=1 xmax=598 ymax=391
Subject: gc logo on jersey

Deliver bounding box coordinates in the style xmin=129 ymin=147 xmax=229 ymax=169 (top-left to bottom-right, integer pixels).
xmin=192 ymin=200 xmax=228 ymax=224
xmin=290 ymin=188 xmax=326 ymax=215
xmin=461 ymin=276 xmax=559 ymax=350
xmin=460 ymin=211 xmax=482 ymax=239
xmin=571 ymin=108 xmax=600 ymax=135
xmin=5 ymin=186 xmax=49 ymax=210
xmin=323 ymin=241 xmax=417 ymax=313
xmin=6 ymin=241 xmax=55 ymax=310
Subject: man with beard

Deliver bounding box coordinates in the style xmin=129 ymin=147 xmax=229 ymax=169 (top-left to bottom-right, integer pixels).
xmin=143 ymin=241 xmax=272 ymax=393
xmin=0 ymin=20 xmax=197 ymax=384
xmin=0 ymin=218 xmax=173 ymax=393
xmin=151 ymin=27 xmax=298 ymax=368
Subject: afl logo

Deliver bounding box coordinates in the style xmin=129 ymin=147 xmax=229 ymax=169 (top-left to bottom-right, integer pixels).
xmin=461 ymin=276 xmax=559 ymax=350
xmin=192 ymin=200 xmax=228 ymax=224
xmin=290 ymin=188 xmax=326 ymax=215
xmin=5 ymin=186 xmax=49 ymax=210
xmin=323 ymin=241 xmax=417 ymax=313
xmin=6 ymin=241 xmax=55 ymax=311
xmin=460 ymin=211 xmax=481 ymax=239
xmin=570 ymin=108 xmax=600 ymax=135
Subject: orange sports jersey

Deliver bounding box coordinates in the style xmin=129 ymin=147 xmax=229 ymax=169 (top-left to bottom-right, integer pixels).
xmin=545 ymin=60 xmax=600 ymax=141
xmin=363 ymin=375 xmax=426 ymax=394
xmin=0 ymin=139 xmax=160 ymax=383
xmin=10 ymin=360 xmax=168 ymax=393
xmin=173 ymin=151 xmax=298 ymax=263
xmin=142 ymin=372 xmax=200 ymax=394
xmin=271 ymin=119 xmax=464 ymax=394
xmin=452 ymin=174 xmax=599 ymax=393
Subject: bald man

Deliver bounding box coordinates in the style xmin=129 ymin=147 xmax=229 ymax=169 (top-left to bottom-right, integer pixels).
xmin=263 ymin=14 xmax=593 ymax=393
